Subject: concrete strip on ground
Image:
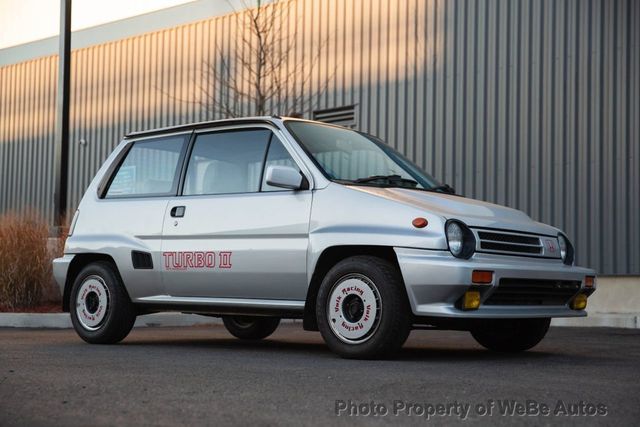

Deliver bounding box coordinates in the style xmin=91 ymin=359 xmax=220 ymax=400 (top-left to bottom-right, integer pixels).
xmin=552 ymin=314 xmax=639 ymax=329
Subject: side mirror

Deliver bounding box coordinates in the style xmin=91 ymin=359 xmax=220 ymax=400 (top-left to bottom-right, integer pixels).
xmin=265 ymin=165 xmax=307 ymax=190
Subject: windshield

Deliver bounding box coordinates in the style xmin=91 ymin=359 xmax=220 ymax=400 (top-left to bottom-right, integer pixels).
xmin=285 ymin=121 xmax=443 ymax=191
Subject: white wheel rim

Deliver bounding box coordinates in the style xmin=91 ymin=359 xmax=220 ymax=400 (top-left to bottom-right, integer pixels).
xmin=75 ymin=275 xmax=110 ymax=331
xmin=327 ymin=273 xmax=381 ymax=344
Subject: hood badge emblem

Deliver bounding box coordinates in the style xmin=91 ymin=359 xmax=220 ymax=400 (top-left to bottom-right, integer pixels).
xmin=546 ymin=240 xmax=557 ymax=253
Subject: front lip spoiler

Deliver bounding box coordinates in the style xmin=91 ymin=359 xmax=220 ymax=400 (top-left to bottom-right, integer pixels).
xmin=393 ymin=247 xmax=596 ymax=319
xmin=412 ymin=305 xmax=587 ymax=319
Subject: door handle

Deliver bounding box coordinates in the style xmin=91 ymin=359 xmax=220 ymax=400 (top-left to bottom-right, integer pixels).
xmin=170 ymin=206 xmax=186 ymax=218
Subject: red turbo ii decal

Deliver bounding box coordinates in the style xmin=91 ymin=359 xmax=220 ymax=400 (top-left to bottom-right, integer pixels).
xmin=162 ymin=251 xmax=233 ymax=270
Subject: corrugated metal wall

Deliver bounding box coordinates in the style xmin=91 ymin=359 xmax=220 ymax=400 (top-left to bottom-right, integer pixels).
xmin=0 ymin=0 xmax=638 ymax=275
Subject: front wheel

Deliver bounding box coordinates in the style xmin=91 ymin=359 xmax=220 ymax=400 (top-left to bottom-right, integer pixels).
xmin=222 ymin=316 xmax=280 ymax=340
xmin=70 ymin=261 xmax=136 ymax=344
xmin=470 ymin=318 xmax=551 ymax=352
xmin=316 ymin=256 xmax=411 ymax=359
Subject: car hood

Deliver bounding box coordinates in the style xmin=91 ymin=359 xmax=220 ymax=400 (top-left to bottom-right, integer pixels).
xmin=349 ymin=186 xmax=559 ymax=236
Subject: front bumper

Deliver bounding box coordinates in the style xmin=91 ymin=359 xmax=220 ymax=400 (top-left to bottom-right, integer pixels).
xmin=394 ymin=247 xmax=596 ymax=319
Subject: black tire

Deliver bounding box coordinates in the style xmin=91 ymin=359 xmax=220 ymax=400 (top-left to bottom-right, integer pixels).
xmin=69 ymin=261 xmax=136 ymax=344
xmin=222 ymin=316 xmax=280 ymax=340
xmin=470 ymin=318 xmax=551 ymax=352
xmin=316 ymin=256 xmax=411 ymax=359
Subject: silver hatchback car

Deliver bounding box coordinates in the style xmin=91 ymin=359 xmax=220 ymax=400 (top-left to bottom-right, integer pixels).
xmin=53 ymin=117 xmax=596 ymax=358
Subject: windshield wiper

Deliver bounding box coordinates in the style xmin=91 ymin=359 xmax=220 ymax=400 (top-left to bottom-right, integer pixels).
xmin=353 ymin=174 xmax=418 ymax=187
xmin=428 ymin=184 xmax=456 ymax=194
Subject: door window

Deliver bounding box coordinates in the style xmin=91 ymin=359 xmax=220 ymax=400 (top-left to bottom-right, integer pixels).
xmin=183 ymin=129 xmax=273 ymax=196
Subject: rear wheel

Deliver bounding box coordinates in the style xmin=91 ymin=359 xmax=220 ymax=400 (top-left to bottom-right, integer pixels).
xmin=70 ymin=261 xmax=136 ymax=344
xmin=222 ymin=316 xmax=280 ymax=340
xmin=316 ymin=256 xmax=411 ymax=359
xmin=470 ymin=318 xmax=551 ymax=352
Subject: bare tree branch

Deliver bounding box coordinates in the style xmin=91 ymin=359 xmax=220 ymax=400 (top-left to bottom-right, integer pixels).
xmin=197 ymin=0 xmax=335 ymax=119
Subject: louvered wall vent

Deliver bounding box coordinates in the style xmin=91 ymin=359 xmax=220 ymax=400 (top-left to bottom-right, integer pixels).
xmin=312 ymin=105 xmax=357 ymax=128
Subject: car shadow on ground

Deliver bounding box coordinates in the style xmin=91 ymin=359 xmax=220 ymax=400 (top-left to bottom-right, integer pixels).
xmin=117 ymin=335 xmax=562 ymax=363
xmin=121 ymin=336 xmax=330 ymax=354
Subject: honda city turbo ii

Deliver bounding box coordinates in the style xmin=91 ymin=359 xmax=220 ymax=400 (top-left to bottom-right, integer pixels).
xmin=53 ymin=117 xmax=596 ymax=358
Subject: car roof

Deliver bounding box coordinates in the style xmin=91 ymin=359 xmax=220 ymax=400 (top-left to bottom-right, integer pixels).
xmin=124 ymin=116 xmax=286 ymax=139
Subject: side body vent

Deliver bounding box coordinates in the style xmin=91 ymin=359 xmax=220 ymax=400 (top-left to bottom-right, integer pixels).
xmin=132 ymin=251 xmax=154 ymax=270
xmin=312 ymin=105 xmax=357 ymax=128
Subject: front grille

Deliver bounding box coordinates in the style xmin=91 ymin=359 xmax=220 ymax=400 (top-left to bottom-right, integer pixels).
xmin=480 ymin=241 xmax=542 ymax=254
xmin=477 ymin=230 xmax=543 ymax=255
xmin=484 ymin=278 xmax=581 ymax=306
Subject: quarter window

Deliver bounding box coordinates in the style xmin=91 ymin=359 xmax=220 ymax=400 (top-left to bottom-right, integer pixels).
xmin=183 ymin=129 xmax=272 ymax=196
xmin=105 ymin=135 xmax=186 ymax=198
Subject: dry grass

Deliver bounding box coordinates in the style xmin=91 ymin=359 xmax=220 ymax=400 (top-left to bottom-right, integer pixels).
xmin=0 ymin=211 xmax=65 ymax=310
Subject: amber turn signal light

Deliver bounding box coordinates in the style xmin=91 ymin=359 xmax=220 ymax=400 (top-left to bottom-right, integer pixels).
xmin=472 ymin=270 xmax=493 ymax=284
xmin=584 ymin=276 xmax=595 ymax=288
xmin=412 ymin=217 xmax=428 ymax=228
xmin=571 ymin=293 xmax=588 ymax=310
xmin=462 ymin=291 xmax=481 ymax=310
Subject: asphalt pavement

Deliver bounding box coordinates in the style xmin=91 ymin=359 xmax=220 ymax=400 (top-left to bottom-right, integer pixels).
xmin=1 ymin=324 xmax=639 ymax=426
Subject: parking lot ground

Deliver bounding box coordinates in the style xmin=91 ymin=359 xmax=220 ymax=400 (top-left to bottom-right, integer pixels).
xmin=1 ymin=324 xmax=639 ymax=426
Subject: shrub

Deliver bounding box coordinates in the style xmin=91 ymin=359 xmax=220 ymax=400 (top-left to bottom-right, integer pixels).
xmin=0 ymin=211 xmax=63 ymax=310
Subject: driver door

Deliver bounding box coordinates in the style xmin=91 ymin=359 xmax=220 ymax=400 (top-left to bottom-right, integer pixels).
xmin=160 ymin=127 xmax=312 ymax=301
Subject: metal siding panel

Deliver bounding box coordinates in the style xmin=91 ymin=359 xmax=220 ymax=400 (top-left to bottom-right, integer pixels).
xmin=21 ymin=61 xmax=30 ymax=212
xmin=475 ymin=0 xmax=488 ymax=200
xmin=461 ymin=0 xmax=472 ymax=198
xmin=17 ymin=61 xmax=24 ymax=211
xmin=615 ymin=0 xmax=627 ymax=273
xmin=1 ymin=64 xmax=6 ymax=213
xmin=39 ymin=59 xmax=47 ymax=223
xmin=376 ymin=0 xmax=387 ymax=141
xmin=18 ymin=61 xmax=27 ymax=211
xmin=569 ymin=0 xmax=579 ymax=246
xmin=5 ymin=65 xmax=11 ymax=212
xmin=25 ymin=60 xmax=34 ymax=212
xmin=33 ymin=59 xmax=41 ymax=220
xmin=68 ymin=52 xmax=77 ymax=214
xmin=433 ymin=0 xmax=445 ymax=182
xmin=411 ymin=0 xmax=422 ymax=169
xmin=8 ymin=65 xmax=15 ymax=211
xmin=449 ymin=0 xmax=459 ymax=191
xmin=485 ymin=0 xmax=497 ymax=203
xmin=11 ymin=63 xmax=18 ymax=212
xmin=591 ymin=0 xmax=603 ymax=269
xmin=601 ymin=0 xmax=614 ymax=273
xmin=517 ymin=0 xmax=529 ymax=212
xmin=397 ymin=0 xmax=408 ymax=157
xmin=632 ymin=0 xmax=636 ymax=271
xmin=8 ymin=63 xmax=16 ymax=212
xmin=576 ymin=0 xmax=589 ymax=267
xmin=496 ymin=0 xmax=507 ymax=208
xmin=2 ymin=67 xmax=6 ymax=211
xmin=389 ymin=0 xmax=398 ymax=151
xmin=15 ymin=63 xmax=23 ymax=211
